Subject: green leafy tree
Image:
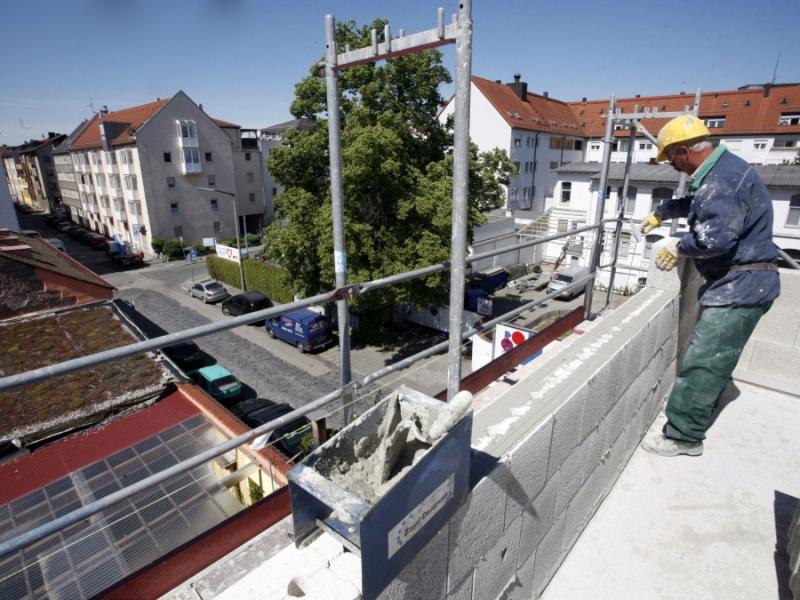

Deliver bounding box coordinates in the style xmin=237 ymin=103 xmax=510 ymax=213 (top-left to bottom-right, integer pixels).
xmin=263 ymin=19 xmax=513 ymax=309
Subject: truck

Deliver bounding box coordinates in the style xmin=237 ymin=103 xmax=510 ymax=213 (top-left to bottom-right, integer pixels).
xmin=107 ymin=237 xmax=143 ymax=266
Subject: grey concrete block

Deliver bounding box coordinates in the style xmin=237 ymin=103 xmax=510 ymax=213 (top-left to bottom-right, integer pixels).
xmin=553 ymin=437 xmax=589 ymax=518
xmin=582 ymin=359 xmax=616 ymax=440
xmin=448 ymin=459 xmax=511 ymax=591
xmin=517 ymin=474 xmax=558 ymax=569
xmin=615 ymin=340 xmax=640 ymax=402
xmin=473 ymin=517 xmax=522 ymax=600
xmin=749 ymin=307 xmax=800 ymax=347
xmin=600 ymin=389 xmax=631 ymax=454
xmin=446 ymin=572 xmax=474 ymax=600
xmin=605 ymin=424 xmax=631 ymax=493
xmin=377 ymin=524 xmax=450 ymax=600
xmin=505 ymin=416 xmax=553 ymax=525
xmin=545 ymin=387 xmax=585 ymax=480
xmin=639 ymin=318 xmax=660 ymax=376
xmin=508 ymin=547 xmax=536 ymax=600
xmin=531 ymin=514 xmax=566 ymax=599
xmin=579 ymin=425 xmax=605 ymax=482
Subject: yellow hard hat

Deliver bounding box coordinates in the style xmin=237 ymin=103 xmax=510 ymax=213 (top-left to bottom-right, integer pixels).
xmin=655 ymin=115 xmax=710 ymax=162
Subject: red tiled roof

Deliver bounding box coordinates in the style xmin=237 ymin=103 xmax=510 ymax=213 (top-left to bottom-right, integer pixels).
xmin=70 ymin=99 xmax=169 ymax=149
xmin=569 ymin=85 xmax=800 ymax=138
xmin=472 ymin=77 xmax=585 ymax=136
xmin=69 ymin=97 xmax=240 ymax=150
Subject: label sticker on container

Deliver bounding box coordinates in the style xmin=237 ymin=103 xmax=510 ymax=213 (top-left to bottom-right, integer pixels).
xmin=388 ymin=474 xmax=454 ymax=559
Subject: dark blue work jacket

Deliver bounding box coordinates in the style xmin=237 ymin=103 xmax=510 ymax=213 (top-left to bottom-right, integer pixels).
xmin=655 ymin=149 xmax=780 ymax=306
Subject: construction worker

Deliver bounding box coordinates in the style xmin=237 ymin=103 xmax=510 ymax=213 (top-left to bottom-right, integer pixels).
xmin=639 ymin=115 xmax=780 ymax=457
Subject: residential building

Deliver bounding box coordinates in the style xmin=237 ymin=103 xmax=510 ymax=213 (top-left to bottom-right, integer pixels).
xmin=573 ymin=82 xmax=800 ymax=165
xmin=440 ymin=75 xmax=585 ymax=218
xmin=542 ymin=162 xmax=800 ymax=291
xmin=0 ymin=148 xmax=20 ymax=231
xmin=55 ymin=92 xmax=266 ymax=256
xmin=258 ymin=117 xmax=315 ymax=225
xmin=52 ymin=119 xmax=92 ymax=221
xmin=2 ymin=133 xmax=66 ymax=213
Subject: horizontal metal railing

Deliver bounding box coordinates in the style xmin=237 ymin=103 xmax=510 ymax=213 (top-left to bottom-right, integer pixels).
xmin=0 ymin=221 xmax=607 ymax=560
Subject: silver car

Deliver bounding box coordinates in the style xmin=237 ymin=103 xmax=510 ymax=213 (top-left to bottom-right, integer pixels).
xmin=189 ymin=279 xmax=229 ymax=303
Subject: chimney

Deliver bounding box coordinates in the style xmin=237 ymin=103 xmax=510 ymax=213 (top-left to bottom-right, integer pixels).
xmin=635 ymin=94 xmax=641 ymax=98
xmin=101 ymin=105 xmax=109 ymax=115
xmin=507 ymin=73 xmax=528 ymax=100
xmin=495 ymin=80 xmax=501 ymax=84
xmin=763 ymin=84 xmax=772 ymax=97
xmin=47 ymin=131 xmax=56 ymax=138
xmin=582 ymin=97 xmax=587 ymax=103
xmin=543 ymin=91 xmax=549 ymax=99
xmin=199 ymin=103 xmax=204 ymax=111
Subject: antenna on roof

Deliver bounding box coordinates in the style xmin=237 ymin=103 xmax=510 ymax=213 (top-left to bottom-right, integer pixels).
xmin=771 ymin=49 xmax=781 ymax=85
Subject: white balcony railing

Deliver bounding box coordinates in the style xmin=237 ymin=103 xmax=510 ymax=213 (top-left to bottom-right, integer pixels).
xmin=115 ymin=209 xmax=128 ymax=222
xmin=123 ymin=188 xmax=138 ymax=202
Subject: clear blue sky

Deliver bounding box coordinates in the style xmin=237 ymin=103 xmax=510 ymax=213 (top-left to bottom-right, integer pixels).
xmin=1 ymin=0 xmax=798 ymax=146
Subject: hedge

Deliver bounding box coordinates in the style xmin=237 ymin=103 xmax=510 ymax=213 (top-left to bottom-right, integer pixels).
xmin=205 ymin=255 xmax=294 ymax=303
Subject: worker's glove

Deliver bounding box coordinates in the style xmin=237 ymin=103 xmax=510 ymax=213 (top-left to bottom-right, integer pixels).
xmin=640 ymin=213 xmax=662 ymax=234
xmin=654 ymin=237 xmax=681 ymax=271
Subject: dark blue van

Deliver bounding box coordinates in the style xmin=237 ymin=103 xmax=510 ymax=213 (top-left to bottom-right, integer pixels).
xmin=265 ymin=309 xmax=333 ymax=353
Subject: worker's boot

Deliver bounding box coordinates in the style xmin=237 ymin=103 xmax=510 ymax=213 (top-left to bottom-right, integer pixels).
xmin=641 ymin=429 xmax=703 ymax=457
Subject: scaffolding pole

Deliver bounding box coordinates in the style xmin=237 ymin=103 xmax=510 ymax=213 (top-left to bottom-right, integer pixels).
xmin=584 ymin=95 xmax=616 ymax=319
xmin=446 ymin=0 xmax=473 ymax=400
xmin=324 ymin=15 xmax=353 ymax=424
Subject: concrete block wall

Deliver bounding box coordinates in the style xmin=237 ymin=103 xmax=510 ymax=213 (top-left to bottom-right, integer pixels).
xmin=377 ymin=241 xmax=701 ymax=600
xmin=734 ymin=268 xmax=800 ymax=395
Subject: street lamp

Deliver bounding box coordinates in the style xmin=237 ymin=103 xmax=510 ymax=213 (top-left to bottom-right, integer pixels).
xmin=196 ymin=187 xmax=245 ymax=291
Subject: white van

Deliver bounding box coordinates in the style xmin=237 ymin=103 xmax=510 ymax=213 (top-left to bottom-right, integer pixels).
xmin=546 ymin=265 xmax=590 ymax=299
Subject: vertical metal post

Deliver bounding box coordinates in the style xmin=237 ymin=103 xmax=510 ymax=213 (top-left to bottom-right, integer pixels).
xmin=232 ymin=195 xmax=245 ymax=291
xmin=325 ymin=15 xmax=353 ymax=423
xmin=605 ymin=121 xmax=637 ymax=307
xmin=446 ymin=0 xmax=473 ymax=401
xmin=583 ymin=96 xmax=616 ymax=319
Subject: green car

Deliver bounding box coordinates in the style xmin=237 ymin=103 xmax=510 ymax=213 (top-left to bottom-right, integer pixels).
xmin=190 ymin=365 xmax=242 ymax=403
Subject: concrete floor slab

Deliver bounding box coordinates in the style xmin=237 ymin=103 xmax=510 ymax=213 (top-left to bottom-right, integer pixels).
xmin=540 ymin=381 xmax=800 ymax=600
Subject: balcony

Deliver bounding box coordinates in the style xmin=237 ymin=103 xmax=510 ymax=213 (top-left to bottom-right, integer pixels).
xmin=114 ymin=209 xmax=128 ymax=222
xmin=123 ymin=188 xmax=138 ymax=202
xmin=127 ymin=201 xmax=142 ymax=216
xmin=180 ymin=160 xmax=202 ymax=175
xmin=109 ymin=187 xmax=121 ymax=200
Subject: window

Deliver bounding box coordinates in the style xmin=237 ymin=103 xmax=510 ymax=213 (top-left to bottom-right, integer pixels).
xmin=573 ymin=140 xmax=583 ymax=151
xmin=124 ymin=175 xmax=138 ymax=190
xmin=177 ymin=120 xmax=197 ymax=138
xmin=95 ymin=174 xmax=104 ymax=186
xmin=208 ymin=174 xmax=216 ymax=186
xmin=704 ymin=117 xmax=726 ymax=128
xmin=549 ymin=161 xmax=559 ymax=170
xmin=509 ymin=188 xmax=518 ymax=201
xmin=170 ymin=203 xmax=179 ymax=215
xmin=549 ymin=137 xmax=563 ymax=150
xmin=205 ymin=152 xmax=213 ymax=162
xmin=120 ymin=149 xmax=133 ymax=165
xmin=753 ymin=140 xmax=768 ymax=150
xmin=561 ymin=182 xmax=572 ymax=204
xmin=779 ymin=113 xmax=800 ymax=127
xmin=163 ymin=152 xmax=171 ymax=163
xmin=272 ymin=187 xmax=277 ymax=197
xmin=557 ymin=219 xmax=568 ymax=233
xmin=788 ymin=194 xmax=800 ymax=227
xmin=591 ymin=144 xmax=600 ymax=151
xmin=513 ymin=161 xmax=521 ymax=174
xmin=513 ymin=138 xmax=521 ymax=147
xmin=174 ymin=226 xmax=183 ymax=238
xmin=784 ymin=140 xmax=798 ymax=148
xmin=651 ymin=187 xmax=673 ymax=213
xmin=213 ymin=221 xmax=221 ymax=234
xmin=644 ymin=234 xmax=663 ymax=260
xmin=639 ymin=142 xmax=653 ymax=150
xmin=249 ymin=192 xmax=256 ymax=203
xmin=245 ymin=152 xmax=251 ymax=161
xmin=619 ymin=232 xmax=631 ymax=258
xmin=617 ymin=186 xmax=637 ymax=214
xmin=246 ymin=171 xmax=254 ymax=184
xmin=105 ymin=151 xmax=116 ymax=165
xmin=90 ymin=152 xmax=98 ymax=165
xmin=109 ymin=174 xmax=120 ymax=189
xmin=167 ymin=176 xmax=176 ymax=189
xmin=210 ymin=199 xmax=219 ymax=211
xmin=183 ymin=148 xmax=200 ymax=164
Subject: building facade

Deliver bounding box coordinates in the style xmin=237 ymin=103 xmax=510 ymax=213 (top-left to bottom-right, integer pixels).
xmin=54 ymin=92 xmax=266 ymax=256
xmin=2 ymin=133 xmax=65 ymax=213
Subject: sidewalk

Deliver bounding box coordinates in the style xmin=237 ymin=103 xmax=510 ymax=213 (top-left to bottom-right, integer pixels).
xmin=536 ymin=380 xmax=799 ymax=600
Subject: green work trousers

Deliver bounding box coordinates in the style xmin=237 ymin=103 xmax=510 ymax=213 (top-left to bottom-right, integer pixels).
xmin=665 ymin=303 xmax=771 ymax=442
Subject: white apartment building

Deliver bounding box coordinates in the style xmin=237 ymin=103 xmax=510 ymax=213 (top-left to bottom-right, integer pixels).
xmin=543 ymin=162 xmax=800 ymax=292
xmin=439 ymin=75 xmax=585 ymax=219
xmin=58 ymin=92 xmax=265 ymax=256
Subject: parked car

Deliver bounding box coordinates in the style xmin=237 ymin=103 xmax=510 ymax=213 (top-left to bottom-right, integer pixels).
xmin=45 ymin=213 xmax=67 ymax=227
xmin=546 ymin=265 xmax=590 ymax=299
xmin=84 ymin=233 xmax=108 ymax=250
xmin=265 ymin=309 xmax=333 ymax=353
xmin=68 ymin=227 xmax=90 ymax=241
xmin=189 ymin=279 xmax=229 ymax=303
xmin=163 ymin=341 xmax=206 ymax=371
xmin=189 ymin=365 xmax=242 ymax=403
xmin=44 ymin=238 xmax=67 ymax=253
xmin=20 ymin=229 xmax=41 ymax=238
xmin=237 ymin=400 xmax=311 ymax=460
xmin=57 ymin=221 xmax=76 ymax=233
xmin=221 ymin=291 xmax=273 ymax=321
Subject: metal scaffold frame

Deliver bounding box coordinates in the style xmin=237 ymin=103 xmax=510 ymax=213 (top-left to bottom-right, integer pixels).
xmin=583 ymin=89 xmax=702 ymax=317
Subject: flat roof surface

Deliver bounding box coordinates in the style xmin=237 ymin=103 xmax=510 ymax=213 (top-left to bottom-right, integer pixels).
xmin=538 ymin=380 xmax=800 ymax=600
